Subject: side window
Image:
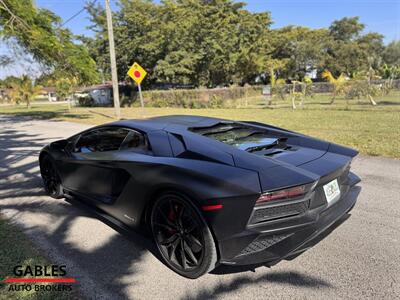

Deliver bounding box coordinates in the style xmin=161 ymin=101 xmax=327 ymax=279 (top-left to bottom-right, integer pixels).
xmin=74 ymin=128 xmax=129 ymax=153
xmin=96 ymin=128 xmax=129 ymax=152
xmin=74 ymin=130 xmax=99 ymax=153
xmin=119 ymin=130 xmax=149 ymax=153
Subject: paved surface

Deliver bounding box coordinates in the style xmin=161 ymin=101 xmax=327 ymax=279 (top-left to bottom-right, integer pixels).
xmin=0 ymin=115 xmax=399 ymax=299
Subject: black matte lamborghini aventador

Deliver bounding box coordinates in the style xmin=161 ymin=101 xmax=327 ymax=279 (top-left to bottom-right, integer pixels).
xmin=39 ymin=115 xmax=361 ymax=278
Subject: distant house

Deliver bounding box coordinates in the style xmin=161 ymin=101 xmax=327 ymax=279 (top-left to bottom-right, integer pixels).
xmin=0 ymin=88 xmax=12 ymax=102
xmin=75 ymin=83 xmax=114 ymax=106
xmin=74 ymin=82 xmax=133 ymax=107
xmin=306 ymin=68 xmax=318 ymax=79
xmin=38 ymin=87 xmax=57 ymax=101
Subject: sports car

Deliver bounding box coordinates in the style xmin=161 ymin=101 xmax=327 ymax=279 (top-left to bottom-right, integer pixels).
xmin=39 ymin=115 xmax=361 ymax=278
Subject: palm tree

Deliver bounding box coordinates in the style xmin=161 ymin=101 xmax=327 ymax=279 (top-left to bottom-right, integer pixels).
xmin=351 ymin=69 xmax=379 ymax=106
xmin=54 ymin=77 xmax=78 ymax=110
xmin=382 ymin=64 xmax=400 ymax=95
xmin=10 ymin=75 xmax=42 ymax=109
xmin=322 ymin=70 xmax=347 ymax=104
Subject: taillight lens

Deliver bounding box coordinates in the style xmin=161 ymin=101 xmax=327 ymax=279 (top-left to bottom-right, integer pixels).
xmin=256 ymin=182 xmax=317 ymax=205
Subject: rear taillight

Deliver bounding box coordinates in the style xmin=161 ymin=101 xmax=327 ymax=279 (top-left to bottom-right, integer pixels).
xmin=256 ymin=182 xmax=317 ymax=205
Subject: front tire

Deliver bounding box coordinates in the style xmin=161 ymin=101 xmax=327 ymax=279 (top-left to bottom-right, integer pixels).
xmin=150 ymin=193 xmax=218 ymax=279
xmin=40 ymin=155 xmax=63 ymax=199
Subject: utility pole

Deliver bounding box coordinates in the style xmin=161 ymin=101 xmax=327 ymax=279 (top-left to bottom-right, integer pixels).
xmin=105 ymin=0 xmax=121 ymax=119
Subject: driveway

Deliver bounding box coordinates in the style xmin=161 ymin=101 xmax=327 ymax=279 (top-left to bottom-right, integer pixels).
xmin=0 ymin=115 xmax=399 ymax=299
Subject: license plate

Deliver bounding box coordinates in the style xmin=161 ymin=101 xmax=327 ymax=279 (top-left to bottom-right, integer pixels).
xmin=323 ymin=179 xmax=340 ymax=204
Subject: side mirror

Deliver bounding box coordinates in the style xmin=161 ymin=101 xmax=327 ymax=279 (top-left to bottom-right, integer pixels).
xmin=50 ymin=139 xmax=69 ymax=151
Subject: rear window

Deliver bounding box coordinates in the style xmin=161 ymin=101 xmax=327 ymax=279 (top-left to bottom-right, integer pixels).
xmin=189 ymin=123 xmax=280 ymax=151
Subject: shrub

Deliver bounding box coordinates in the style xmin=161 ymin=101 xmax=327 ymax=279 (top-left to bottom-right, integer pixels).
xmin=77 ymin=95 xmax=93 ymax=107
xmin=142 ymin=86 xmax=261 ymax=108
xmin=272 ymin=79 xmax=286 ymax=100
xmin=345 ymin=81 xmax=380 ymax=99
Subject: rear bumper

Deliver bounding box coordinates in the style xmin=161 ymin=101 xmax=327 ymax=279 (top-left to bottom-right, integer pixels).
xmin=218 ymin=172 xmax=361 ymax=266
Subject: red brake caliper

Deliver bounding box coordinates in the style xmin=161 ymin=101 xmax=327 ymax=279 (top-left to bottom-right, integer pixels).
xmin=168 ymin=205 xmax=177 ymax=234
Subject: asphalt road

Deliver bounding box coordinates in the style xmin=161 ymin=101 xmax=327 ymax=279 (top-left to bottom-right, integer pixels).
xmin=0 ymin=115 xmax=399 ymax=299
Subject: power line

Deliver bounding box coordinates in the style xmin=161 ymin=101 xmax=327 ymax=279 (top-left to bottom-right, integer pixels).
xmin=59 ymin=0 xmax=98 ymax=28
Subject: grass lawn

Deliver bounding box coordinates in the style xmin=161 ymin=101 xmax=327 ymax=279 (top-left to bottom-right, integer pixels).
xmin=0 ymin=92 xmax=399 ymax=158
xmin=0 ymin=218 xmax=79 ymax=300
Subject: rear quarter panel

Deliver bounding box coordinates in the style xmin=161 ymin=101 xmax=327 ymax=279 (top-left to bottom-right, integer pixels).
xmin=94 ymin=151 xmax=262 ymax=240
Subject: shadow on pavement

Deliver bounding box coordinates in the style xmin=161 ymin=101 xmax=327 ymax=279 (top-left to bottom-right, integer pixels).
xmin=0 ymin=110 xmax=91 ymax=122
xmin=184 ymin=270 xmax=332 ymax=299
xmin=0 ymin=116 xmax=150 ymax=299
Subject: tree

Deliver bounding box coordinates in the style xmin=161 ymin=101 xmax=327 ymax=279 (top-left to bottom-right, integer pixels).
xmin=382 ymin=40 xmax=400 ymax=66
xmin=9 ymin=75 xmax=41 ymax=108
xmin=329 ymin=17 xmax=364 ymax=42
xmin=349 ymin=58 xmax=379 ymax=106
xmin=82 ymin=3 xmax=392 ymax=88
xmin=0 ymin=75 xmax=20 ymax=88
xmin=0 ymin=0 xmax=99 ymax=84
xmin=54 ymin=77 xmax=78 ymax=110
xmin=323 ymin=17 xmax=386 ymax=78
xmin=269 ymin=26 xmax=330 ymax=80
xmin=0 ymin=54 xmax=13 ymax=67
xmin=380 ymin=64 xmax=400 ymax=94
xmin=288 ymin=76 xmax=312 ymax=109
xmin=85 ymin=0 xmax=272 ymax=87
xmin=321 ymin=70 xmax=347 ymax=103
xmin=265 ymin=58 xmax=288 ymax=100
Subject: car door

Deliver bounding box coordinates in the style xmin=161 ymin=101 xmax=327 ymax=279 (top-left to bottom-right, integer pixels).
xmin=61 ymin=127 xmax=131 ymax=203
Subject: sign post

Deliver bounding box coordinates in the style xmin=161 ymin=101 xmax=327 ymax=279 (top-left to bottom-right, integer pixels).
xmin=262 ymin=85 xmax=272 ymax=106
xmin=105 ymin=0 xmax=121 ymax=119
xmin=137 ymin=83 xmax=144 ymax=108
xmin=127 ymin=62 xmax=147 ymax=111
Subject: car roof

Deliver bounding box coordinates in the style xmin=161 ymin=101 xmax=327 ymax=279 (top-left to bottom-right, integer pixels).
xmin=108 ymin=115 xmax=231 ymax=132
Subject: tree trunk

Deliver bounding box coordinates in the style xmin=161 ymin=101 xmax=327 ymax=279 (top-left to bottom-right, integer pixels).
xmin=291 ymin=82 xmax=297 ymax=109
xmin=70 ymin=93 xmax=74 ymax=110
xmin=330 ymin=92 xmax=336 ymax=104
xmin=368 ymin=94 xmax=377 ymax=106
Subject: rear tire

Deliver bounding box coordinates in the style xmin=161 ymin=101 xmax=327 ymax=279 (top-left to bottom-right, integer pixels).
xmin=150 ymin=192 xmax=218 ymax=279
xmin=40 ymin=155 xmax=63 ymax=199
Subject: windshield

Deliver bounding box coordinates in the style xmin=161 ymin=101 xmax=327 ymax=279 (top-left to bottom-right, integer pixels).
xmin=190 ymin=123 xmax=280 ymax=151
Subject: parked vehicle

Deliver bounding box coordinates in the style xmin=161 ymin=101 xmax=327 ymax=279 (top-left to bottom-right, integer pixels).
xmin=39 ymin=115 xmax=361 ymax=278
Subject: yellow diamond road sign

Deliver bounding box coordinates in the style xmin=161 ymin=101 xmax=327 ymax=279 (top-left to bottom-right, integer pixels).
xmin=127 ymin=62 xmax=147 ymax=85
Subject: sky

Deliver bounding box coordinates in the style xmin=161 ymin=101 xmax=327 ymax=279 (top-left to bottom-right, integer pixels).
xmin=1 ymin=0 xmax=399 ymax=79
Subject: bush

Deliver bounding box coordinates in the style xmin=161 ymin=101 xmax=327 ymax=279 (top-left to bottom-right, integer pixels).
xmin=142 ymin=86 xmax=261 ymax=108
xmin=77 ymin=95 xmax=94 ymax=106
xmin=120 ymin=94 xmax=136 ymax=107
xmin=272 ymin=79 xmax=286 ymax=100
xmin=345 ymin=81 xmax=380 ymax=99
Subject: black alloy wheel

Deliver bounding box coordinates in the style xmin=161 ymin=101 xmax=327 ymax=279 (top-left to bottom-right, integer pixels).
xmin=40 ymin=156 xmax=63 ymax=199
xmin=150 ymin=193 xmax=217 ymax=278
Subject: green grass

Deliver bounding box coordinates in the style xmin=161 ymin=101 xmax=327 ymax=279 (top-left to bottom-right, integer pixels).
xmin=0 ymin=218 xmax=80 ymax=300
xmin=1 ymin=92 xmax=399 ymax=158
